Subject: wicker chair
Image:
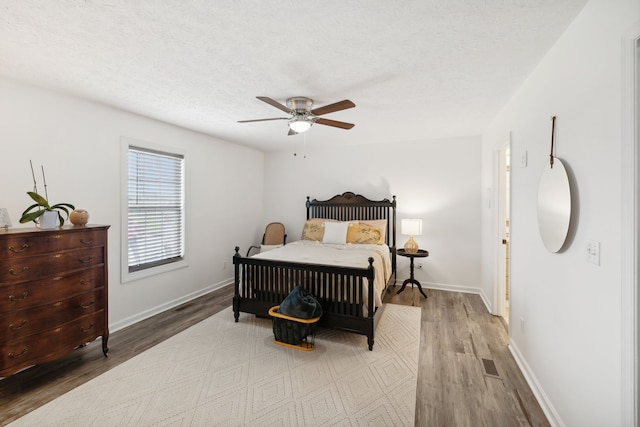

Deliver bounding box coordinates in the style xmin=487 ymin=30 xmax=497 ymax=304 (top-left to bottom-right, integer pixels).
xmin=246 ymin=222 xmax=287 ymax=256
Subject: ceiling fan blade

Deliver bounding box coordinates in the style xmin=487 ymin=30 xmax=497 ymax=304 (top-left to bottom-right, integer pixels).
xmin=237 ymin=117 xmax=288 ymax=123
xmin=315 ymin=118 xmax=355 ymax=129
xmin=310 ymin=100 xmax=355 ymax=116
xmin=257 ymin=96 xmax=292 ymax=113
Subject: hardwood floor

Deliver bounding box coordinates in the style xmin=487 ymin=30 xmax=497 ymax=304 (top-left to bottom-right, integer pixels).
xmin=384 ymin=287 xmax=549 ymax=427
xmin=0 ymin=284 xmax=549 ymax=426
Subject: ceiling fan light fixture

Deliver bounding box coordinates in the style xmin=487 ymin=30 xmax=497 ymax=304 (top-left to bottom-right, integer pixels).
xmin=289 ymin=118 xmax=312 ymax=133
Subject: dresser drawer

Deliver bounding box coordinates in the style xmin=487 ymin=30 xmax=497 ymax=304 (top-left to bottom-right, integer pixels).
xmin=0 ymin=290 xmax=104 ymax=343
xmin=0 ymin=229 xmax=106 ymax=260
xmin=0 ymin=247 xmax=104 ymax=283
xmin=0 ymin=311 xmax=105 ymax=375
xmin=0 ymin=267 xmax=104 ymax=314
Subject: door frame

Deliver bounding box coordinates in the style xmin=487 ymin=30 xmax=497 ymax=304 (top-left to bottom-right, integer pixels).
xmin=620 ymin=23 xmax=639 ymax=427
xmin=492 ymin=136 xmax=511 ymax=319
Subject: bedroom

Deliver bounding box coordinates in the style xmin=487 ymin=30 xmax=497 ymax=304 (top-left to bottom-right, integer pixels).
xmin=0 ymin=0 xmax=639 ymax=426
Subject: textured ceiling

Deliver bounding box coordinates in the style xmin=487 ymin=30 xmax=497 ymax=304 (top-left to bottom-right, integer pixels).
xmin=0 ymin=0 xmax=588 ymax=151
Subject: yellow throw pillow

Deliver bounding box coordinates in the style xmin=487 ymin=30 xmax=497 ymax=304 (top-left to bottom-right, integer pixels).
xmin=347 ymin=223 xmax=384 ymax=245
xmin=301 ymin=219 xmax=325 ymax=241
xmin=359 ymin=219 xmax=387 ymax=243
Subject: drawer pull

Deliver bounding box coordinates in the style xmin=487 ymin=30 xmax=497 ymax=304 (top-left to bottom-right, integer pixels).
xmin=8 ymin=266 xmax=29 ymax=276
xmin=81 ymin=324 xmax=95 ymax=333
xmin=9 ymin=320 xmax=28 ymax=331
xmin=80 ymin=238 xmax=94 ymax=244
xmin=80 ymin=278 xmax=95 ymax=286
xmin=79 ymin=256 xmax=94 ymax=264
xmin=8 ymin=244 xmax=29 ymax=253
xmin=81 ymin=301 xmax=95 ymax=309
xmin=8 ymin=348 xmax=28 ymax=359
xmin=8 ymin=291 xmax=29 ymax=302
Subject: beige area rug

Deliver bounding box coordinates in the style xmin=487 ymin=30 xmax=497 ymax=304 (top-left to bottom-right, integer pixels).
xmin=11 ymin=304 xmax=420 ymax=427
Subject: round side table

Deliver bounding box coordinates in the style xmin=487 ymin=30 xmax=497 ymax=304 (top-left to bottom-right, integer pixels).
xmin=396 ymin=248 xmax=429 ymax=298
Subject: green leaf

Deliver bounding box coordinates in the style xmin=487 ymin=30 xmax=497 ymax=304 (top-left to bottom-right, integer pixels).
xmin=51 ymin=203 xmax=75 ymax=213
xmin=21 ymin=203 xmax=40 ymax=217
xmin=26 ymin=192 xmax=50 ymax=209
xmin=19 ymin=210 xmax=45 ymax=223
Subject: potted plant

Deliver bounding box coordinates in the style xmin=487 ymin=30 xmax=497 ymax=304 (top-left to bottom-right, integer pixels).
xmin=19 ymin=162 xmax=75 ymax=229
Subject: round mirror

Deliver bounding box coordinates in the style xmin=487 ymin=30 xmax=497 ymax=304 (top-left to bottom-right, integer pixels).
xmin=537 ymin=158 xmax=572 ymax=253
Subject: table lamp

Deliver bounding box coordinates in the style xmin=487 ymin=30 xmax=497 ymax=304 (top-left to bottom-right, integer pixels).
xmin=0 ymin=208 xmax=11 ymax=229
xmin=401 ymin=218 xmax=422 ymax=254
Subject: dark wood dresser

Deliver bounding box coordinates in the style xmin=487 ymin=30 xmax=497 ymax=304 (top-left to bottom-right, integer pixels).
xmin=0 ymin=225 xmax=109 ymax=377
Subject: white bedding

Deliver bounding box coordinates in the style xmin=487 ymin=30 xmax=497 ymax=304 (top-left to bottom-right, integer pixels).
xmin=252 ymin=240 xmax=391 ymax=309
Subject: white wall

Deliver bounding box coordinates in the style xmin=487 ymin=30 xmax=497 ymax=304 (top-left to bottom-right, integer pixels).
xmin=0 ymin=77 xmax=264 ymax=330
xmin=481 ymin=0 xmax=639 ymax=425
xmin=262 ymin=137 xmax=485 ymax=297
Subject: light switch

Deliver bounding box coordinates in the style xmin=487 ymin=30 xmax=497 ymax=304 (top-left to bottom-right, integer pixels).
xmin=586 ymin=240 xmax=600 ymax=265
xmin=520 ymin=150 xmax=528 ymax=168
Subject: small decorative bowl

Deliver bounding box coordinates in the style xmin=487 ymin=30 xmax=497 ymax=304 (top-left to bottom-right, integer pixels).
xmin=70 ymin=209 xmax=89 ymax=226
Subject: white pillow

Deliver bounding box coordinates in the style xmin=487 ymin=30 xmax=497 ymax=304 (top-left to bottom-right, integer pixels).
xmin=322 ymin=221 xmax=349 ymax=244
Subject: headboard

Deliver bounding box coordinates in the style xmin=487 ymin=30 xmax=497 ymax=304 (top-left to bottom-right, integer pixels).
xmin=306 ymin=191 xmax=397 ymax=250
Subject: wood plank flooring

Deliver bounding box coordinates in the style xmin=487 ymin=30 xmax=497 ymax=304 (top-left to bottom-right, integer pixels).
xmin=384 ymin=287 xmax=549 ymax=427
xmin=0 ymin=284 xmax=549 ymax=426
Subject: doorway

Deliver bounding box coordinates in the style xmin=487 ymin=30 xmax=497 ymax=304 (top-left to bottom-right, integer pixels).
xmin=494 ymin=139 xmax=511 ymax=324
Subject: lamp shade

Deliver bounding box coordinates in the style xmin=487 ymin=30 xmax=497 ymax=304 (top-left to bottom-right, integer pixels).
xmin=401 ymin=218 xmax=422 ymax=236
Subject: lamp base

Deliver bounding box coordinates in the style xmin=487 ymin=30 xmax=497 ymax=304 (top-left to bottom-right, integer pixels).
xmin=404 ymin=236 xmax=419 ymax=254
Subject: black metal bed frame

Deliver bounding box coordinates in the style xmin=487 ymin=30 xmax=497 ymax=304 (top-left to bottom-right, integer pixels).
xmin=233 ymin=192 xmax=397 ymax=350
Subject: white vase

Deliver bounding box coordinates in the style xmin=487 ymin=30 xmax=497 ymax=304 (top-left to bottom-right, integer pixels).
xmin=38 ymin=211 xmax=59 ymax=229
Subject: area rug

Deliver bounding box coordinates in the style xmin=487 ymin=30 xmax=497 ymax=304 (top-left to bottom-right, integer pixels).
xmin=10 ymin=304 xmax=420 ymax=427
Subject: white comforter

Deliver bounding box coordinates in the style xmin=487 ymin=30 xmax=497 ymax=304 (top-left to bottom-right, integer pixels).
xmin=252 ymin=240 xmax=391 ymax=309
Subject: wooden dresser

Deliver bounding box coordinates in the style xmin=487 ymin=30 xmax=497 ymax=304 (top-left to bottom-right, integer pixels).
xmin=0 ymin=225 xmax=109 ymax=377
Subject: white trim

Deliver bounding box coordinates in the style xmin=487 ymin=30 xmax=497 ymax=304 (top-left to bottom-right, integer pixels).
xmin=509 ymin=339 xmax=565 ymax=427
xmin=621 ymin=23 xmax=639 ymax=427
xmin=491 ymin=150 xmax=501 ymax=315
xmin=109 ymin=280 xmax=232 ymax=333
xmin=421 ymin=282 xmax=492 ymax=312
xmin=491 ymin=134 xmax=512 ymax=318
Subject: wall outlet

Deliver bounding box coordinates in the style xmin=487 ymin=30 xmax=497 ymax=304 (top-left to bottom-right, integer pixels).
xmin=223 ymin=261 xmax=228 ymax=269
xmin=520 ymin=317 xmax=525 ymax=332
xmin=520 ymin=150 xmax=528 ymax=168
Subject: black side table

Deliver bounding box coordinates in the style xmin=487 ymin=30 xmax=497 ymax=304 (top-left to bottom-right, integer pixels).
xmin=396 ymin=248 xmax=429 ymax=298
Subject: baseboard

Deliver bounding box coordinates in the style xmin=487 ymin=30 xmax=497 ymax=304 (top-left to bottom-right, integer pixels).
xmin=109 ymin=279 xmax=232 ymax=333
xmin=508 ymin=339 xmax=565 ymax=427
xmin=423 ymin=281 xmax=491 ymax=308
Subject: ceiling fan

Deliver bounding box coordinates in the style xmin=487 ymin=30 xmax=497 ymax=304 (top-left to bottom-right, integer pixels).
xmin=238 ymin=96 xmax=356 ymax=135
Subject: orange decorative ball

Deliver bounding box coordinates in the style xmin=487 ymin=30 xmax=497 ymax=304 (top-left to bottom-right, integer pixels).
xmin=70 ymin=209 xmax=89 ymax=226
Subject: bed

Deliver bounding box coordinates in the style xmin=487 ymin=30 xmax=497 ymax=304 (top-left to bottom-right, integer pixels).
xmin=233 ymin=192 xmax=397 ymax=350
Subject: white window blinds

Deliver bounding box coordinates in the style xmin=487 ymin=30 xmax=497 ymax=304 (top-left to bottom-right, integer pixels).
xmin=127 ymin=146 xmax=184 ymax=272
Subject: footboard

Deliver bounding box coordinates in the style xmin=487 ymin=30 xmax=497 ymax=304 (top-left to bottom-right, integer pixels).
xmin=232 ymin=247 xmax=381 ymax=349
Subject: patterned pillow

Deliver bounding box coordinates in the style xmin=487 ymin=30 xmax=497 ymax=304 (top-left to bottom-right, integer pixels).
xmin=301 ymin=219 xmax=325 ymax=241
xmin=347 ymin=223 xmax=384 ymax=245
xmin=359 ymin=219 xmax=387 ymax=243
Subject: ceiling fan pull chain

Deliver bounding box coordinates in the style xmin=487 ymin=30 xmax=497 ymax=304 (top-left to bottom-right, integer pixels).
xmin=303 ymin=132 xmax=307 ymax=159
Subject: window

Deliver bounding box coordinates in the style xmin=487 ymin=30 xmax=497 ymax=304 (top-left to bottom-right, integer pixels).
xmin=126 ymin=145 xmax=185 ymax=273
